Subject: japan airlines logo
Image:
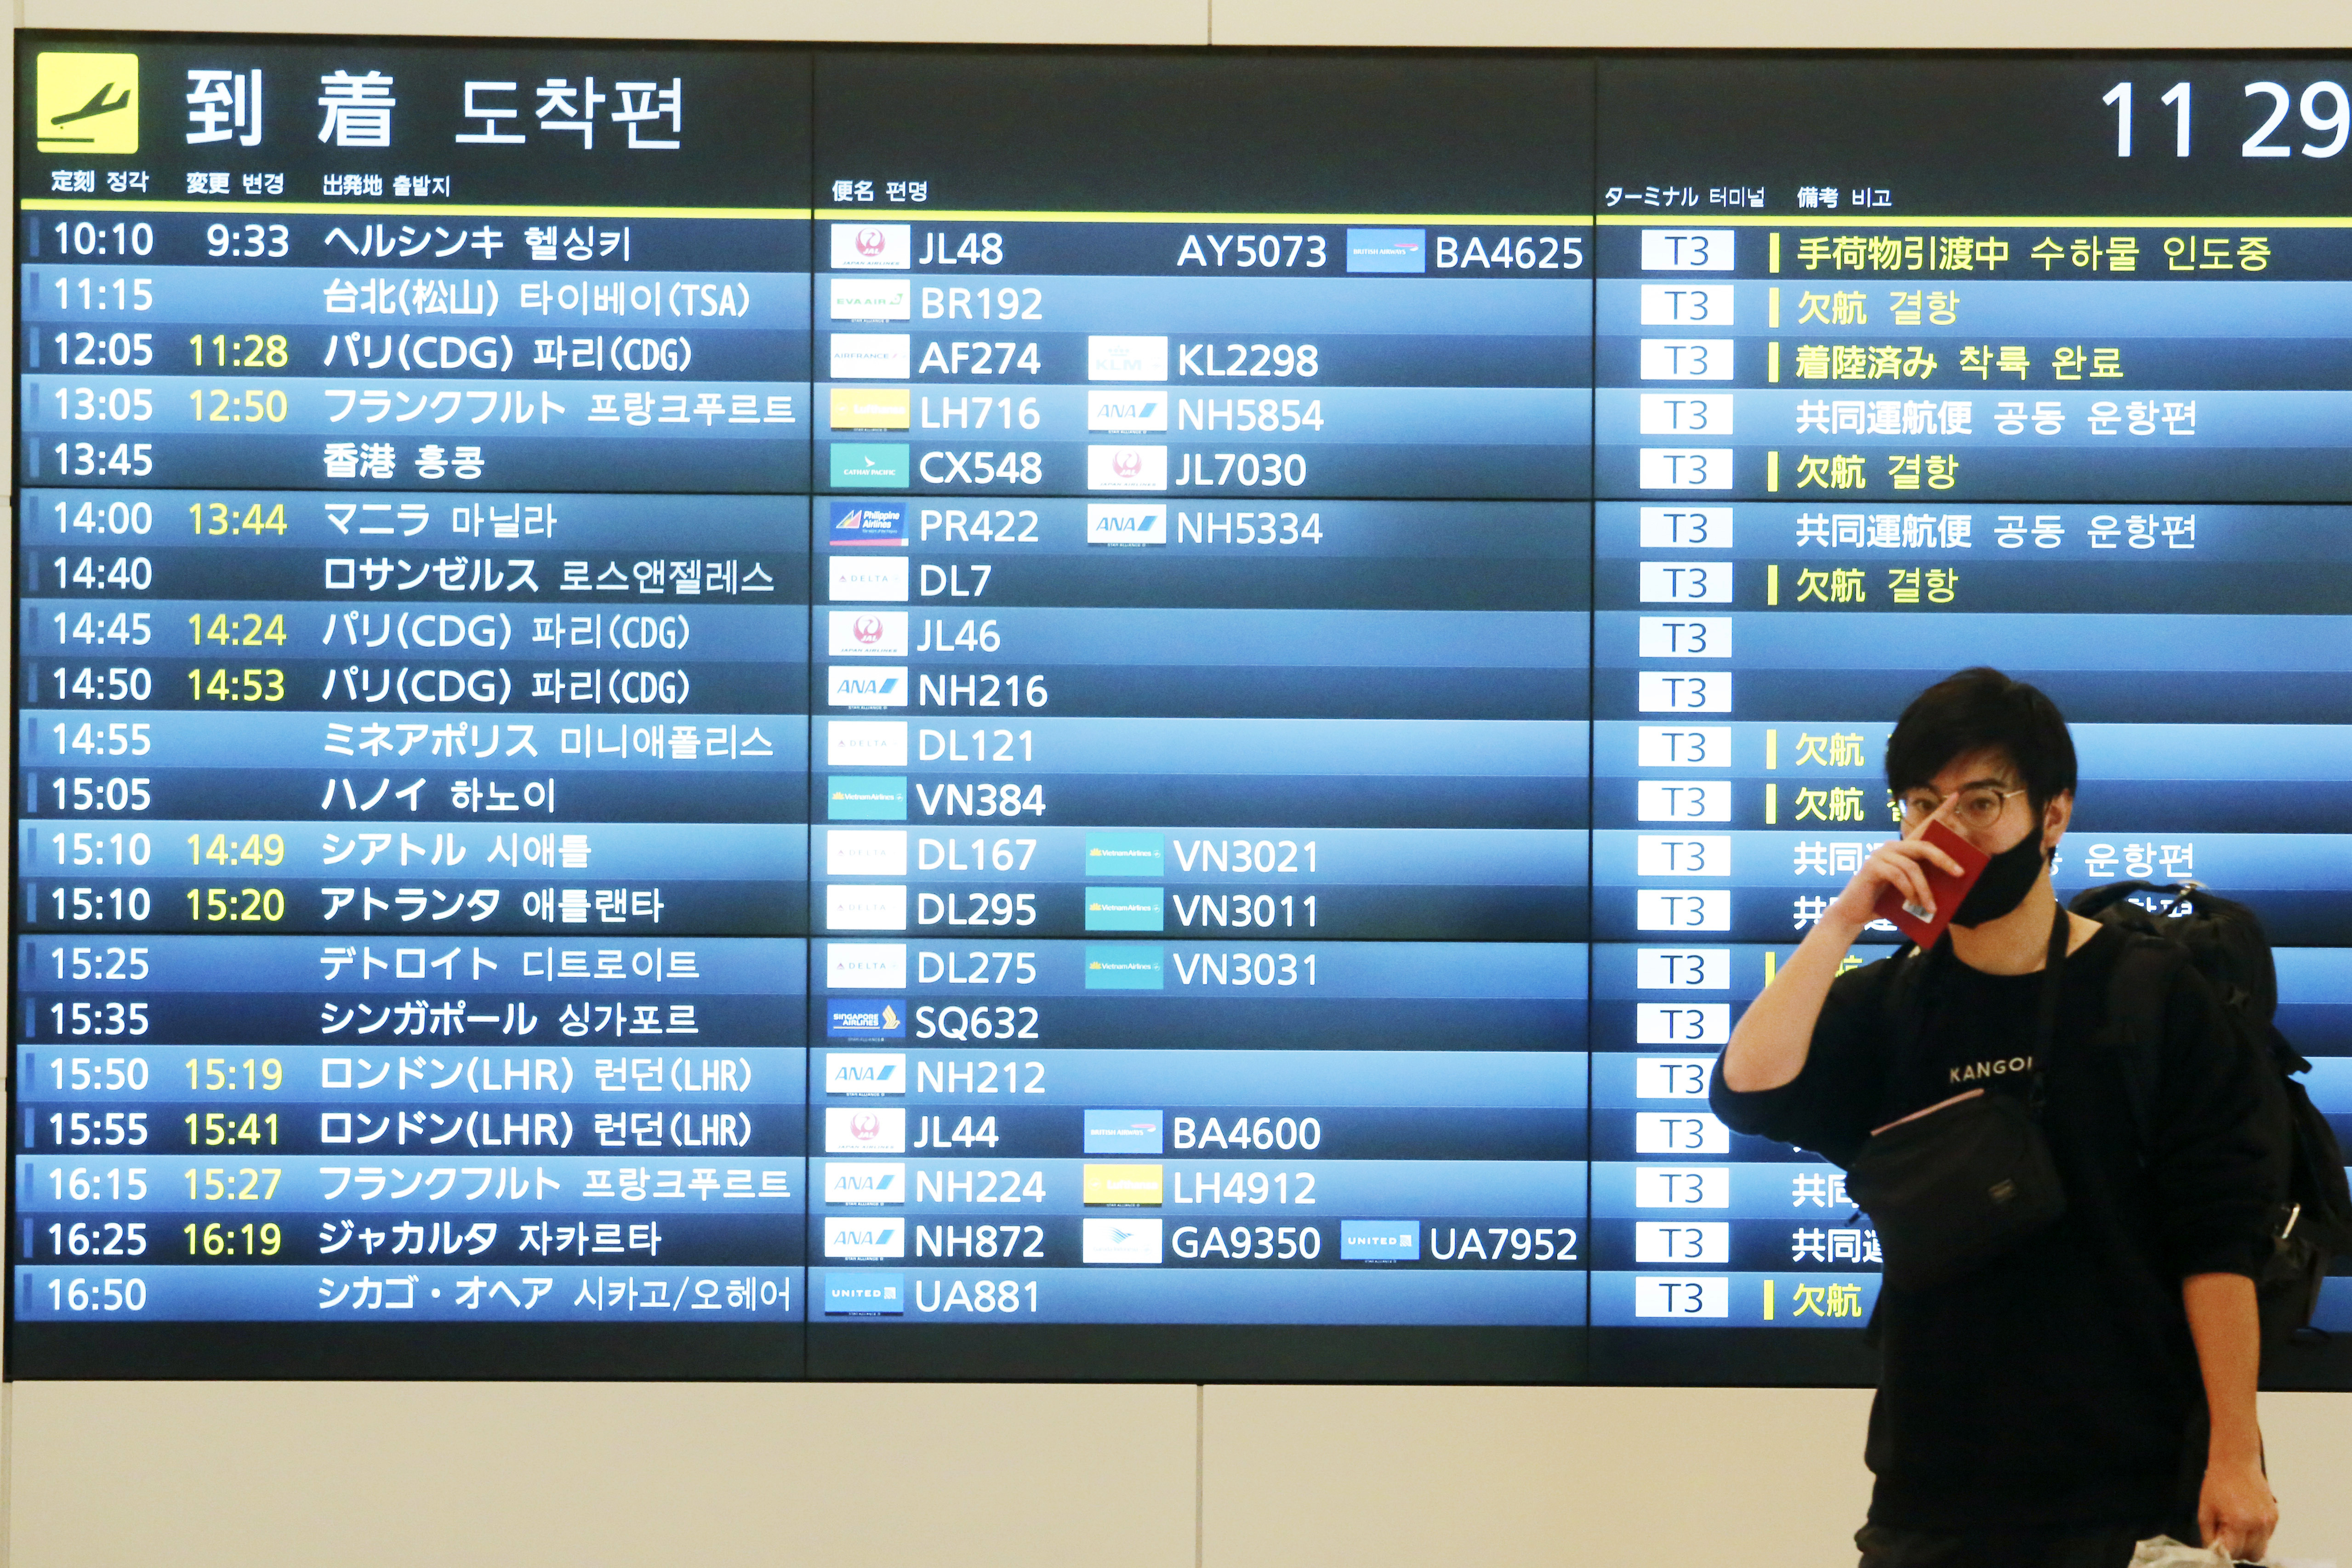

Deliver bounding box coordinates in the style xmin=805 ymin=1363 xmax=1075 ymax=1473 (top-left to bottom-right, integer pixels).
xmin=826 ymin=1106 xmax=907 ymax=1153
xmin=831 ymin=223 xmax=911 ymax=269
xmin=830 ymin=610 xmax=908 ymax=657
xmin=1086 ymin=445 xmax=1167 ymax=492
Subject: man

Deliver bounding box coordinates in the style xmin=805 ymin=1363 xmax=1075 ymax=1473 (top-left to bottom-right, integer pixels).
xmin=1712 ymin=667 xmax=2287 ymax=1567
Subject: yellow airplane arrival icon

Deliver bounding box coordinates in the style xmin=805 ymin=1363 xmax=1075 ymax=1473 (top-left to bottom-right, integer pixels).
xmin=37 ymin=53 xmax=140 ymax=154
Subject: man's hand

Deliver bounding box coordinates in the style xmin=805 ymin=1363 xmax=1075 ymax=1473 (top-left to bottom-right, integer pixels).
xmin=1823 ymin=832 xmax=1965 ymax=929
xmin=2199 ymin=1454 xmax=2277 ymax=1561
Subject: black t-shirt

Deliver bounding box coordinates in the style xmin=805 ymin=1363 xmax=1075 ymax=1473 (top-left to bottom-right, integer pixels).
xmin=1711 ymin=923 xmax=2285 ymax=1532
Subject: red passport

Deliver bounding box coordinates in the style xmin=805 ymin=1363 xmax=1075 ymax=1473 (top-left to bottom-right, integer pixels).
xmin=1871 ymin=819 xmax=1991 ymax=949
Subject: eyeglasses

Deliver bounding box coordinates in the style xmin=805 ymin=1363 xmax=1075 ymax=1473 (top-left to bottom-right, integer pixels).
xmin=1896 ymin=784 xmax=2027 ymax=832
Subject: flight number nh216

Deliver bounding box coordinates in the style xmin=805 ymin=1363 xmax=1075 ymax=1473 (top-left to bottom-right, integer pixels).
xmin=919 ymin=286 xmax=1041 ymax=320
xmin=1177 ymin=233 xmax=1329 ymax=268
xmin=1434 ymin=233 xmax=1584 ymax=270
xmin=913 ymin=1005 xmax=1042 ymax=1041
xmin=918 ymin=673 xmax=1047 ymax=708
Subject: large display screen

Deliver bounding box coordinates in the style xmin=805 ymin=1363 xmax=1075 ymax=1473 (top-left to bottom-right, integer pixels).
xmin=14 ymin=37 xmax=2348 ymax=1384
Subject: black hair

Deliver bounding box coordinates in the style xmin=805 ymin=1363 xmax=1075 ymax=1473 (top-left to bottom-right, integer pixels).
xmin=1884 ymin=667 xmax=2077 ymax=810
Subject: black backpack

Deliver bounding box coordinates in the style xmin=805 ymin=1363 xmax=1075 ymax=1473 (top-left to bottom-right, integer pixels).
xmin=2069 ymin=880 xmax=2352 ymax=1356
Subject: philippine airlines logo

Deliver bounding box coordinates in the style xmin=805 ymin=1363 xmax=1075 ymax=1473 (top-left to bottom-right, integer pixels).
xmin=831 ymin=222 xmax=911 ymax=270
xmin=829 ymin=610 xmax=908 ymax=658
xmin=826 ymin=1105 xmax=907 ymax=1153
xmin=1086 ymin=445 xmax=1168 ymax=492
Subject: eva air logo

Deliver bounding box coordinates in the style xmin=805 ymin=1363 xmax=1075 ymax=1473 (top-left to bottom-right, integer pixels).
xmin=38 ymin=53 xmax=139 ymax=154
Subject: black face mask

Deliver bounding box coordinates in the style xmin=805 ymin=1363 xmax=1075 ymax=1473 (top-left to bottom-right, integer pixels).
xmin=1950 ymin=819 xmax=2049 ymax=929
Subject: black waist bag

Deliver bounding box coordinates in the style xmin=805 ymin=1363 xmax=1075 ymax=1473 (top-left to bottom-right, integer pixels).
xmin=1846 ymin=1088 xmax=2066 ymax=1291
xmin=1846 ymin=908 xmax=2071 ymax=1293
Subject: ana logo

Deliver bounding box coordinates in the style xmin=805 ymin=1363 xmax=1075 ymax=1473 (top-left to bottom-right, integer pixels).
xmin=827 ymin=666 xmax=910 ymax=707
xmin=1088 ymin=390 xmax=1168 ymax=434
xmin=1085 ymin=504 xmax=1168 ymax=547
xmin=824 ymin=1216 xmax=905 ymax=1259
xmin=826 ymin=1052 xmax=907 ymax=1095
xmin=825 ymin=1162 xmax=906 ymax=1205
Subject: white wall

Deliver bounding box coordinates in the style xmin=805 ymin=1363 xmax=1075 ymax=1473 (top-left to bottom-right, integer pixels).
xmin=8 ymin=3 xmax=2347 ymax=1563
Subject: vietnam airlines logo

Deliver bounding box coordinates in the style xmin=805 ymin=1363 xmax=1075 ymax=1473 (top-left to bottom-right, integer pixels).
xmin=38 ymin=53 xmax=140 ymax=154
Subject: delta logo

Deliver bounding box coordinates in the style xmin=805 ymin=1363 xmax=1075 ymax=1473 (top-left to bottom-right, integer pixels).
xmin=826 ymin=718 xmax=909 ymax=767
xmin=826 ymin=826 xmax=908 ymax=878
xmin=830 ymin=222 xmax=911 ymax=270
xmin=829 ymin=555 xmax=911 ymax=601
xmin=826 ymin=941 xmax=907 ymax=989
xmin=829 ymin=499 xmax=908 ymax=547
xmin=825 ymin=882 xmax=908 ymax=932
xmin=826 ymin=998 xmax=907 ymax=1038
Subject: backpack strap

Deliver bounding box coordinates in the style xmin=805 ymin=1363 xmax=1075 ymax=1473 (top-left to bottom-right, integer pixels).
xmin=2099 ymin=937 xmax=2180 ymax=1153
